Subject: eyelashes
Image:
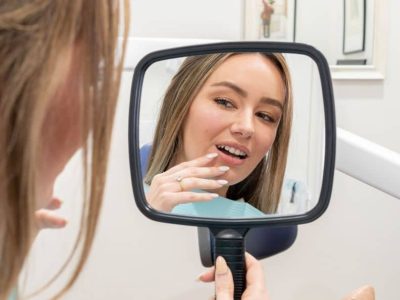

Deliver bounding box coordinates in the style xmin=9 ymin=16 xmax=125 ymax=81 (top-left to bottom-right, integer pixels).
xmin=255 ymin=112 xmax=276 ymax=123
xmin=213 ymin=97 xmax=278 ymax=124
xmin=214 ymin=97 xmax=235 ymax=109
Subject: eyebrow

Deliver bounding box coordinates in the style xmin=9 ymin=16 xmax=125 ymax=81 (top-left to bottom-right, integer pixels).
xmin=210 ymin=81 xmax=284 ymax=111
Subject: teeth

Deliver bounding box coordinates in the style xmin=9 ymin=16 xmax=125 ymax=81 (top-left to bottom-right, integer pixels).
xmin=217 ymin=145 xmax=247 ymax=157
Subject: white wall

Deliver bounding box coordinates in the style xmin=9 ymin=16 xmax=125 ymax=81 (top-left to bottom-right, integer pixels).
xmin=129 ymin=0 xmax=243 ymax=40
xmin=295 ymin=0 xmax=374 ymax=65
xmin=26 ymin=0 xmax=400 ymax=299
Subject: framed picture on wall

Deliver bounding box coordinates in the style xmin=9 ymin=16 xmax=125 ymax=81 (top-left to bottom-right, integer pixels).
xmin=244 ymin=0 xmax=297 ymax=42
xmin=343 ymin=0 xmax=366 ymax=54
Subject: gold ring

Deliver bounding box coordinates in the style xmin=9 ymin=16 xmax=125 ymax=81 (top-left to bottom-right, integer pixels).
xmin=176 ymin=176 xmax=184 ymax=191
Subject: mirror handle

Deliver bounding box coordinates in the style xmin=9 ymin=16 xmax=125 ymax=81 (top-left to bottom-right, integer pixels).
xmin=213 ymin=229 xmax=248 ymax=300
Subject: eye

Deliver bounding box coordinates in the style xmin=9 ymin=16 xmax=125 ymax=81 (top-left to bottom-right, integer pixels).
xmin=256 ymin=112 xmax=277 ymax=123
xmin=214 ymin=97 xmax=236 ymax=109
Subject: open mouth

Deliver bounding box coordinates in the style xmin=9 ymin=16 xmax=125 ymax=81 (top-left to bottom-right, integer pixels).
xmin=216 ymin=145 xmax=248 ymax=160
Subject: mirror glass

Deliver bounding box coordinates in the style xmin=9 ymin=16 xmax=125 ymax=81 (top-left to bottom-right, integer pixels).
xmin=138 ymin=52 xmax=325 ymax=219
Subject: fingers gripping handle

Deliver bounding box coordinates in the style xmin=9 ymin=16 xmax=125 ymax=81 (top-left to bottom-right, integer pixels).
xmin=214 ymin=229 xmax=247 ymax=300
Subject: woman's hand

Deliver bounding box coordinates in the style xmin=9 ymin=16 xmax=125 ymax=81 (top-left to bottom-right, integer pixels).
xmin=342 ymin=285 xmax=375 ymax=300
xmin=35 ymin=197 xmax=67 ymax=230
xmin=198 ymin=253 xmax=269 ymax=300
xmin=147 ymin=153 xmax=229 ymax=212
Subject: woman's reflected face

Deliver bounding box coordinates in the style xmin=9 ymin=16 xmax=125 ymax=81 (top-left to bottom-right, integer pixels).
xmin=176 ymin=53 xmax=286 ymax=195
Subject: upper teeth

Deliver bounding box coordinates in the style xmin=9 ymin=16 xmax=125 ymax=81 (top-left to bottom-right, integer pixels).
xmin=217 ymin=145 xmax=247 ymax=157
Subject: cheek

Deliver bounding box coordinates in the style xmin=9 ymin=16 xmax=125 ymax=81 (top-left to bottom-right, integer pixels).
xmin=198 ymin=106 xmax=220 ymax=124
xmin=254 ymin=127 xmax=278 ymax=158
xmin=51 ymin=93 xmax=82 ymax=153
xmin=187 ymin=102 xmax=226 ymax=137
xmin=40 ymin=64 xmax=83 ymax=174
xmin=183 ymin=103 xmax=228 ymax=160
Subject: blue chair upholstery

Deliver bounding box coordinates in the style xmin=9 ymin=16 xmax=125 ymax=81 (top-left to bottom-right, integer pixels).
xmin=140 ymin=143 xmax=152 ymax=177
xmin=140 ymin=144 xmax=298 ymax=266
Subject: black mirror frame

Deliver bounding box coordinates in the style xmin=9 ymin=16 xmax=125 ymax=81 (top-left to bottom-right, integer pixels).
xmin=128 ymin=41 xmax=336 ymax=229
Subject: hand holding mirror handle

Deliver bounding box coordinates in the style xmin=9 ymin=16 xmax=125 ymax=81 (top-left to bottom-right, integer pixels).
xmin=212 ymin=228 xmax=248 ymax=299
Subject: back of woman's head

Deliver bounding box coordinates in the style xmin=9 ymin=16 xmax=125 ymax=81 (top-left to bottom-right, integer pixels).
xmin=0 ymin=1 xmax=129 ymax=298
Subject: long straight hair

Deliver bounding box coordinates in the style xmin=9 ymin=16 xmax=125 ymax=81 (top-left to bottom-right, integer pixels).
xmin=145 ymin=53 xmax=293 ymax=213
xmin=0 ymin=1 xmax=129 ymax=299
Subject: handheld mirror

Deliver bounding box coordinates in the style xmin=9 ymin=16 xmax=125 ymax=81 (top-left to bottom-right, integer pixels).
xmin=129 ymin=42 xmax=335 ymax=299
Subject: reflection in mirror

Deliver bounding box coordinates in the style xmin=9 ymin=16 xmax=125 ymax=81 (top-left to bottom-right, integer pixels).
xmin=139 ymin=52 xmax=325 ymax=219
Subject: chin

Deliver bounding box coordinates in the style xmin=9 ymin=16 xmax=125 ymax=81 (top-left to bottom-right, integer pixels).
xmin=226 ymin=174 xmax=247 ymax=186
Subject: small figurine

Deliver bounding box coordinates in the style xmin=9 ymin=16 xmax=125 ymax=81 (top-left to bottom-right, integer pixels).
xmin=260 ymin=0 xmax=275 ymax=38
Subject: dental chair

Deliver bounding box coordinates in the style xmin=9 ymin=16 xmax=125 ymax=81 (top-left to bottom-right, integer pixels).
xmin=140 ymin=144 xmax=298 ymax=266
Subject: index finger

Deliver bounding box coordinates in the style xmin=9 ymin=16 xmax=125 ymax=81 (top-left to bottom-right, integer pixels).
xmin=163 ymin=153 xmax=219 ymax=175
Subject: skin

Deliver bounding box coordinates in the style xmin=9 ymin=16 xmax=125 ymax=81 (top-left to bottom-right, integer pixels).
xmin=35 ymin=46 xmax=84 ymax=230
xmin=342 ymin=286 xmax=375 ymax=300
xmin=148 ymin=53 xmax=285 ymax=212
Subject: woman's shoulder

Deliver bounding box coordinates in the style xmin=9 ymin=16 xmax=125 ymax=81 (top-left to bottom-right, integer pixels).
xmin=172 ymin=193 xmax=265 ymax=218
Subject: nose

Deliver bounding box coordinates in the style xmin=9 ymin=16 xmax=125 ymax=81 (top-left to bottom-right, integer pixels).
xmin=230 ymin=111 xmax=255 ymax=139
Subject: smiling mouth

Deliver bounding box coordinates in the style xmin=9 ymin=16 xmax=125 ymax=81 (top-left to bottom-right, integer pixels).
xmin=216 ymin=145 xmax=248 ymax=160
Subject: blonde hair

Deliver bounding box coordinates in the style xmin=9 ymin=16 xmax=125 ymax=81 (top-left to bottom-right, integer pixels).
xmin=0 ymin=1 xmax=129 ymax=299
xmin=145 ymin=52 xmax=293 ymax=214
